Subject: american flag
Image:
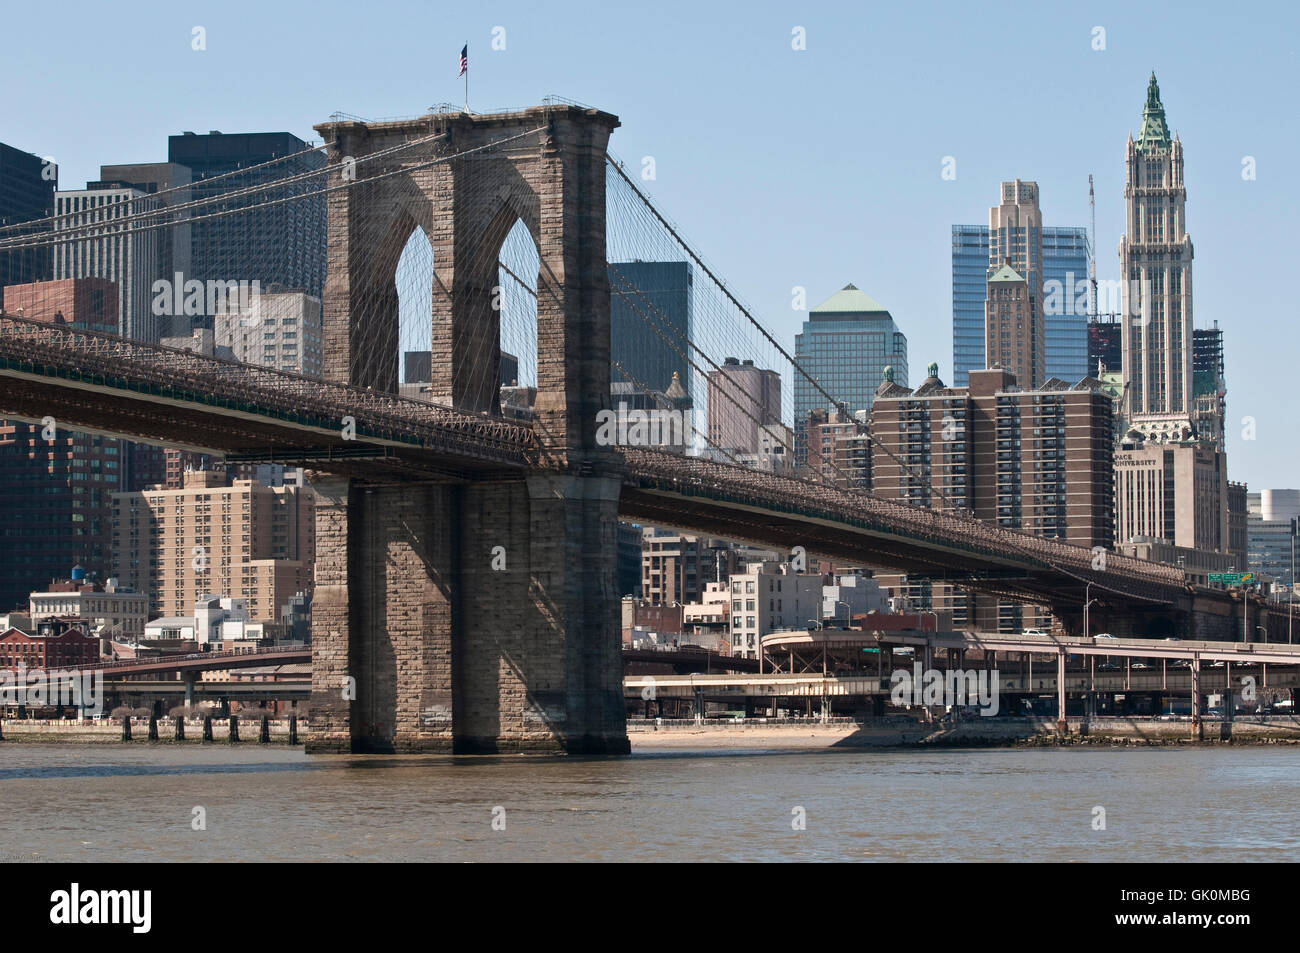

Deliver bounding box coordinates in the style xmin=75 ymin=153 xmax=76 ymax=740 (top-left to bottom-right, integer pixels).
xmin=458 ymin=45 xmax=467 ymax=77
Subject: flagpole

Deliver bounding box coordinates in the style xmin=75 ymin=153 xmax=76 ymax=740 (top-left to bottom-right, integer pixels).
xmin=464 ymin=41 xmax=468 ymax=113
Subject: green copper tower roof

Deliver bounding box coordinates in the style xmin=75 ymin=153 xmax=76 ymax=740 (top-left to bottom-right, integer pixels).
xmin=1135 ymin=72 xmax=1172 ymax=154
xmin=987 ymin=263 xmax=1024 ymax=283
xmin=811 ymin=283 xmax=889 ymax=314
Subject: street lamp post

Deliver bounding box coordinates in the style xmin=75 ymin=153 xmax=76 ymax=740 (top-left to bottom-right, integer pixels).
xmin=1290 ymin=518 xmax=1297 ymax=645
xmin=1083 ymin=583 xmax=1100 ymax=719
xmin=1243 ymin=584 xmax=1250 ymax=643
xmin=835 ymin=601 xmax=851 ymax=628
xmin=1083 ymin=582 xmax=1099 ymax=640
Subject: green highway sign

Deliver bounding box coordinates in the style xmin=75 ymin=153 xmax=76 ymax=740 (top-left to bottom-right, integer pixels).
xmin=1208 ymin=572 xmax=1254 ymax=585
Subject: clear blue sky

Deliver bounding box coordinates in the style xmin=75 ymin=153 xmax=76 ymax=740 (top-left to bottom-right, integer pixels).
xmin=6 ymin=0 xmax=1297 ymax=488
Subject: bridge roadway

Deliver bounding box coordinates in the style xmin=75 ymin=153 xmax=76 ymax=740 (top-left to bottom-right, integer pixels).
xmin=0 ymin=315 xmax=1213 ymax=615
xmin=807 ymin=630 xmax=1300 ymax=665
xmin=97 ymin=680 xmax=310 ymax=701
xmin=86 ymin=647 xmax=310 ymax=678
xmin=626 ymin=633 xmax=1300 ymax=703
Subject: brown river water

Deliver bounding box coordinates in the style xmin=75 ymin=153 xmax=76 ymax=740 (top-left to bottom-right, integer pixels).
xmin=0 ymin=744 xmax=1295 ymax=862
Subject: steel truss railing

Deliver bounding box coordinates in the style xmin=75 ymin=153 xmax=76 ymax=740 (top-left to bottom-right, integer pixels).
xmin=0 ymin=316 xmax=533 ymax=465
xmin=0 ymin=317 xmax=1191 ymax=604
xmin=621 ymin=448 xmax=1187 ymax=603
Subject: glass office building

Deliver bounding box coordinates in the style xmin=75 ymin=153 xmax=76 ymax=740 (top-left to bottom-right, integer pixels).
xmin=793 ymin=284 xmax=907 ymax=465
xmin=168 ymin=131 xmax=326 ymax=305
xmin=952 ymin=225 xmax=1091 ymax=386
xmin=608 ymin=260 xmax=693 ymax=400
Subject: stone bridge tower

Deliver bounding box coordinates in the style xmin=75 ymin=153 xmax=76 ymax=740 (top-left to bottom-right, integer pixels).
xmin=306 ymin=105 xmax=627 ymax=754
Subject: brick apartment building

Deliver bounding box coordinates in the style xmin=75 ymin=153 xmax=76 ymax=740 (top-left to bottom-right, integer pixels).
xmin=870 ymin=364 xmax=1113 ymax=631
xmin=0 ymin=624 xmax=99 ymax=670
xmin=110 ymin=469 xmax=314 ymax=622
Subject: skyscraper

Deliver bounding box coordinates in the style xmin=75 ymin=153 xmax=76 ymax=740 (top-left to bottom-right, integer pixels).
xmin=1119 ymin=74 xmax=1195 ymax=437
xmin=93 ymin=162 xmax=193 ymax=336
xmin=1042 ymin=227 xmax=1092 ymax=380
xmin=168 ymin=131 xmax=326 ymax=303
xmin=986 ymin=180 xmax=1045 ymax=388
xmin=111 ymin=470 xmax=315 ymax=621
xmin=608 ymin=260 xmax=693 ymax=399
xmin=1191 ymin=323 xmax=1226 ymax=448
xmin=870 ymin=365 xmax=1114 ymax=632
xmin=1246 ymin=490 xmax=1299 ymax=588
xmin=952 ymin=223 xmax=1090 ymax=387
xmin=1088 ymin=313 xmax=1123 ymax=375
xmin=1114 ymin=443 xmax=1227 ymax=552
xmin=706 ymin=357 xmax=781 ymax=455
xmin=0 ymin=279 xmax=126 ymax=610
xmin=53 ymin=184 xmax=162 ymax=341
xmin=215 ymin=291 xmax=324 ymax=377
xmin=985 ymin=263 xmax=1038 ymax=388
xmin=0 ymin=141 xmax=55 ymax=302
xmin=793 ymin=284 xmax=907 ymax=465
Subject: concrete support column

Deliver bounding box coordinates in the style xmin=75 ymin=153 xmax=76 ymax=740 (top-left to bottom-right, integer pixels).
xmin=1191 ymin=656 xmax=1203 ymax=740
xmin=1056 ymin=650 xmax=1067 ymax=735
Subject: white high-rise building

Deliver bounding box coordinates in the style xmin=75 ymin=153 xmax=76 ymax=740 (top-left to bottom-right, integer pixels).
xmin=215 ymin=291 xmax=323 ymax=378
xmin=727 ymin=562 xmax=823 ymax=659
xmin=53 ymin=185 xmax=162 ymax=341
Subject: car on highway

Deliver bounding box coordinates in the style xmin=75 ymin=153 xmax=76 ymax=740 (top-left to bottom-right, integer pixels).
xmin=1094 ymin=633 xmax=1118 ymax=640
xmin=1022 ymin=628 xmax=1049 ymax=637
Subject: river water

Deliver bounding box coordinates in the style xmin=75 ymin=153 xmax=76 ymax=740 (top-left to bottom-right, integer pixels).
xmin=1 ymin=744 xmax=1295 ymax=862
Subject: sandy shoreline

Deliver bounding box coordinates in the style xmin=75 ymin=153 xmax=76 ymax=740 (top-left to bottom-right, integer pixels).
xmin=630 ymin=726 xmax=864 ymax=749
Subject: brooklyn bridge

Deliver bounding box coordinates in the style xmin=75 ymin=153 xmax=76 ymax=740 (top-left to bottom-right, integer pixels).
xmin=0 ymin=102 xmax=1279 ymax=753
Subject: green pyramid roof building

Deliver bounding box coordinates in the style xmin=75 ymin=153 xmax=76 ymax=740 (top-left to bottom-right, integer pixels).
xmin=987 ymin=263 xmax=1024 ymax=283
xmin=811 ymin=283 xmax=889 ymax=314
xmin=1135 ymin=72 xmax=1172 ymax=154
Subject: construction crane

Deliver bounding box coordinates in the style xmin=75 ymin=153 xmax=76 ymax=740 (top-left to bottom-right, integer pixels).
xmin=1088 ymin=174 xmax=1098 ymax=322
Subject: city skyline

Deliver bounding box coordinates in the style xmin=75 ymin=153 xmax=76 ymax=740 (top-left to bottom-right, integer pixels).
xmin=4 ymin=2 xmax=1291 ymax=489
xmin=2 ymin=1 xmax=1300 ymax=878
